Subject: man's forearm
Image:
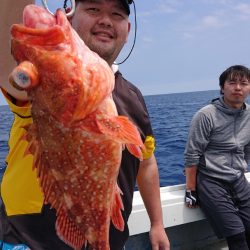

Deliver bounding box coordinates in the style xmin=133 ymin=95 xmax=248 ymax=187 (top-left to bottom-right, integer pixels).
xmin=137 ymin=154 xmax=164 ymax=226
xmin=137 ymin=154 xmax=171 ymax=249
xmin=185 ymin=165 xmax=198 ymax=190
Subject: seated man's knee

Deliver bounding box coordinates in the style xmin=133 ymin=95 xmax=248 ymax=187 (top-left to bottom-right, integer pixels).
xmin=226 ymin=232 xmax=248 ymax=250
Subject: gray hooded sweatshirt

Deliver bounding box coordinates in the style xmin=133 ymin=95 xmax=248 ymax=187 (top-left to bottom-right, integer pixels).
xmin=184 ymin=97 xmax=250 ymax=182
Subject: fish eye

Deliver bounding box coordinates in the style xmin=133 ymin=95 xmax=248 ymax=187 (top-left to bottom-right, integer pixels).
xmin=13 ymin=71 xmax=31 ymax=89
xmin=10 ymin=61 xmax=39 ymax=90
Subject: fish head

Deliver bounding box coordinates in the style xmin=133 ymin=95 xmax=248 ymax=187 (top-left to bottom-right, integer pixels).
xmin=11 ymin=5 xmax=72 ymax=64
xmin=10 ymin=4 xmax=115 ymax=126
xmin=10 ymin=5 xmax=81 ymax=124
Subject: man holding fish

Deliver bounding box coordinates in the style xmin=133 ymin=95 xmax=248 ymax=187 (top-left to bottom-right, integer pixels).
xmin=0 ymin=0 xmax=170 ymax=249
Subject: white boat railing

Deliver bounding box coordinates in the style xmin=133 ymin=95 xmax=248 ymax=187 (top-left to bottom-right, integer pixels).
xmin=128 ymin=172 xmax=250 ymax=236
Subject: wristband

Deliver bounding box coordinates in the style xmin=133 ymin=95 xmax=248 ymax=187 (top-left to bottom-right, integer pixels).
xmin=185 ymin=190 xmax=198 ymax=206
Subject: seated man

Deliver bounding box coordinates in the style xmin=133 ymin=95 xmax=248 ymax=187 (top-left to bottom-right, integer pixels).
xmin=184 ymin=65 xmax=250 ymax=250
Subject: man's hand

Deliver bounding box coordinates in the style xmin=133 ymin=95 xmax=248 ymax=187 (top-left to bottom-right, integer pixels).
xmin=149 ymin=224 xmax=170 ymax=250
xmin=185 ymin=190 xmax=198 ymax=208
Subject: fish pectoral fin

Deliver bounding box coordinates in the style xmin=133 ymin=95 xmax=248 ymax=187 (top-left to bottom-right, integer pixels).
xmin=96 ymin=115 xmax=144 ymax=144
xmin=96 ymin=115 xmax=145 ymax=160
xmin=111 ymin=184 xmax=124 ymax=231
xmin=126 ymin=144 xmax=144 ymax=161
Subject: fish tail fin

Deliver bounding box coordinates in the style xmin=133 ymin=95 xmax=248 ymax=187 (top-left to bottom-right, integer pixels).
xmin=96 ymin=115 xmax=145 ymax=160
xmin=111 ymin=184 xmax=124 ymax=231
xmin=56 ymin=208 xmax=86 ymax=250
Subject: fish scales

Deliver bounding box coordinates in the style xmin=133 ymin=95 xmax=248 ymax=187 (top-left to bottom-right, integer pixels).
xmin=9 ymin=4 xmax=144 ymax=250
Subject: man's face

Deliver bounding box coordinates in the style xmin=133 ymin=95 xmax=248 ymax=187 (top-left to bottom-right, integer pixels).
xmin=71 ymin=0 xmax=131 ymax=65
xmin=222 ymin=76 xmax=250 ymax=109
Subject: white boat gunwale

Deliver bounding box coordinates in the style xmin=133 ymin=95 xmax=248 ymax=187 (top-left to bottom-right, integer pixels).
xmin=128 ymin=172 xmax=250 ymax=235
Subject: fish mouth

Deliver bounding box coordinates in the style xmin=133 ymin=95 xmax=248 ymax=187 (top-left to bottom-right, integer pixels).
xmin=11 ymin=5 xmax=67 ymax=46
xmin=11 ymin=24 xmax=66 ymax=46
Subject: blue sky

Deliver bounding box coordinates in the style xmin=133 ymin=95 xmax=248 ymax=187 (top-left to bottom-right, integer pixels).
xmin=1 ymin=0 xmax=250 ymax=105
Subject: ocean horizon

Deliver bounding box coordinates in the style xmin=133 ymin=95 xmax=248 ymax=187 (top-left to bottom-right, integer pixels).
xmin=0 ymin=89 xmax=219 ymax=107
xmin=1 ymin=89 xmax=237 ymax=187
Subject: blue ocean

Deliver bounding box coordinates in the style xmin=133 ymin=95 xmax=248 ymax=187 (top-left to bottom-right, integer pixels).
xmin=0 ymin=90 xmax=222 ymax=186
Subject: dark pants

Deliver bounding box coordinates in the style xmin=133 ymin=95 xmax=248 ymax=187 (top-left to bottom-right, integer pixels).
xmin=0 ymin=203 xmax=126 ymax=250
xmin=0 ymin=204 xmax=73 ymax=250
xmin=197 ymin=173 xmax=250 ymax=239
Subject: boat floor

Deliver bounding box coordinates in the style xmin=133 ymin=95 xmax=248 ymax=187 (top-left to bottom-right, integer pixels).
xmin=126 ymin=233 xmax=228 ymax=250
xmin=200 ymin=240 xmax=228 ymax=250
xmin=125 ymin=219 xmax=229 ymax=250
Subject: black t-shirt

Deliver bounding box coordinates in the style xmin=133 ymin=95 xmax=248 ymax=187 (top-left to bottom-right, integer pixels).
xmin=110 ymin=71 xmax=154 ymax=250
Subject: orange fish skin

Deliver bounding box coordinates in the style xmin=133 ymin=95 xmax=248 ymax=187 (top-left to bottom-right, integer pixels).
xmin=10 ymin=5 xmax=144 ymax=250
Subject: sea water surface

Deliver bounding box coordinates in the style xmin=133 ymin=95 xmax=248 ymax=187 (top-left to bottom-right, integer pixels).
xmin=144 ymin=90 xmax=220 ymax=186
xmin=0 ymin=90 xmax=226 ymax=186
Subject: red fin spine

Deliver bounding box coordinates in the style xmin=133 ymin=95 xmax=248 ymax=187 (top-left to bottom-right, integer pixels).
xmin=56 ymin=209 xmax=86 ymax=250
xmin=111 ymin=185 xmax=124 ymax=231
xmin=96 ymin=115 xmax=143 ymax=144
xmin=126 ymin=143 xmax=144 ymax=161
xmin=96 ymin=115 xmax=145 ymax=160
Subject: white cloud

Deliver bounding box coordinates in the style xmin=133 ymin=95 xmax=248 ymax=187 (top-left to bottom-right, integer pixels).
xmin=235 ymin=3 xmax=250 ymax=14
xmin=137 ymin=11 xmax=152 ymax=18
xmin=199 ymin=0 xmax=232 ymax=5
xmin=157 ymin=4 xmax=178 ymax=14
xmin=234 ymin=3 xmax=250 ymax=20
xmin=154 ymin=0 xmax=183 ymax=14
xmin=182 ymin=32 xmax=194 ymax=40
xmin=142 ymin=37 xmax=153 ymax=43
xmin=202 ymin=15 xmax=224 ymax=28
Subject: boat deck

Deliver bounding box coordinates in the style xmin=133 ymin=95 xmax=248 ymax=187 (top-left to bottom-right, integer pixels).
xmin=201 ymin=240 xmax=228 ymax=250
xmin=125 ymin=219 xmax=229 ymax=250
xmin=126 ymin=173 xmax=250 ymax=250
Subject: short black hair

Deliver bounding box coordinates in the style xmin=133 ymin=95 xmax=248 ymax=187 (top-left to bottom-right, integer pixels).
xmin=219 ymin=65 xmax=250 ymax=94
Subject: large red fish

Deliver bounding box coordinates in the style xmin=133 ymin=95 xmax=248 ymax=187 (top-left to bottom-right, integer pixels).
xmin=9 ymin=4 xmax=144 ymax=250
